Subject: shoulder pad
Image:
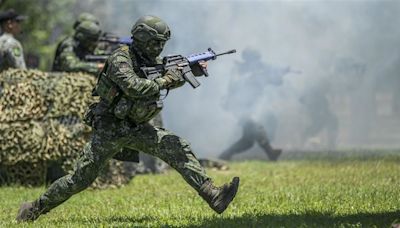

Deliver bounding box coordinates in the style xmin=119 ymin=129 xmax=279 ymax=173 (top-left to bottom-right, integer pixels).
xmin=111 ymin=45 xmax=130 ymax=59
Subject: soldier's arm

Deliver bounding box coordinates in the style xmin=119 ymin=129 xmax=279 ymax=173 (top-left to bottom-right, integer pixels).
xmin=107 ymin=54 xmax=160 ymax=98
xmin=5 ymin=42 xmax=26 ymax=69
xmin=58 ymin=46 xmax=101 ymax=75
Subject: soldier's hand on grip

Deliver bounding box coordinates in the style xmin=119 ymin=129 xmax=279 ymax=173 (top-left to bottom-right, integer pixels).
xmin=97 ymin=63 xmax=105 ymax=70
xmin=155 ymin=68 xmax=185 ymax=90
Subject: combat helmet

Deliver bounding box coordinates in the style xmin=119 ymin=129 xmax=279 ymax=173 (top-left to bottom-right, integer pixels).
xmin=131 ymin=15 xmax=171 ymax=58
xmin=74 ymin=20 xmax=101 ymax=51
xmin=73 ymin=12 xmax=99 ymax=29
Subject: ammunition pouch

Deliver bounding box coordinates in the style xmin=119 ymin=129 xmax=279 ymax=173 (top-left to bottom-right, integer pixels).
xmin=95 ymin=73 xmax=121 ymax=105
xmin=112 ymin=97 xmax=163 ymax=123
xmin=127 ymin=100 xmax=163 ymax=124
xmin=95 ymin=69 xmax=163 ymax=123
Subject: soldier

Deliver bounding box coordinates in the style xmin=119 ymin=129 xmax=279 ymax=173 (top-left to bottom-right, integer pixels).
xmin=16 ymin=15 xmax=239 ymax=222
xmin=52 ymin=20 xmax=103 ymax=75
xmin=53 ymin=13 xmax=167 ymax=176
xmin=221 ymin=48 xmax=286 ymax=161
xmin=0 ymin=9 xmax=27 ymax=71
xmin=219 ymin=118 xmax=282 ymax=161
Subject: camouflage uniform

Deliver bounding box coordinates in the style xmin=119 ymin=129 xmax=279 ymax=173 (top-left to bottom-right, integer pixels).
xmin=17 ymin=16 xmax=239 ymax=221
xmin=52 ymin=37 xmax=100 ymax=75
xmin=0 ymin=32 xmax=26 ymax=71
xmin=52 ymin=21 xmax=101 ymax=75
xmin=138 ymin=113 xmax=169 ymax=174
xmin=38 ymin=45 xmax=207 ymax=212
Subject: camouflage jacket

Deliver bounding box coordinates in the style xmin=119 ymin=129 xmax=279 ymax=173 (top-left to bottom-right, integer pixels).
xmin=52 ymin=36 xmax=99 ymax=75
xmin=94 ymin=45 xmax=163 ymax=124
xmin=0 ymin=32 xmax=26 ymax=72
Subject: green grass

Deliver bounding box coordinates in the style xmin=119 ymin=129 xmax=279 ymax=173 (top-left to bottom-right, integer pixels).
xmin=1 ymin=152 xmax=400 ymax=227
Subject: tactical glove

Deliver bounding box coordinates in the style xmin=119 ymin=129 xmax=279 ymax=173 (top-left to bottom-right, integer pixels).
xmin=155 ymin=68 xmax=185 ymax=90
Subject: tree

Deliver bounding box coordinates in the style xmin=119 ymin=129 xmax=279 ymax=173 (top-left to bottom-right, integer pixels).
xmin=1 ymin=0 xmax=77 ymax=70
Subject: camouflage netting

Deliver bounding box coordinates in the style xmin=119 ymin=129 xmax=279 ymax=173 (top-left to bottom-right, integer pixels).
xmin=0 ymin=69 xmax=137 ymax=188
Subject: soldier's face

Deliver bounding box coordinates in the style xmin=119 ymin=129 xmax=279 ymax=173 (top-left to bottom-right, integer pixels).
xmin=9 ymin=20 xmax=22 ymax=35
xmin=3 ymin=20 xmax=22 ymax=35
xmin=81 ymin=38 xmax=99 ymax=52
xmin=144 ymin=39 xmax=166 ymax=58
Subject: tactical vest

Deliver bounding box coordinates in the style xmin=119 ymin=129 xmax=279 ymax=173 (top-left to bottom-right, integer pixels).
xmin=94 ymin=46 xmax=162 ymax=124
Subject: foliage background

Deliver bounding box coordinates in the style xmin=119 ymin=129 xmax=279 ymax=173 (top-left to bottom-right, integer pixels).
xmin=0 ymin=0 xmax=116 ymax=70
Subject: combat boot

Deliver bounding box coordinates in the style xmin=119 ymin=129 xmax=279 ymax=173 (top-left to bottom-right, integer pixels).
xmin=267 ymin=149 xmax=282 ymax=161
xmin=16 ymin=200 xmax=43 ymax=222
xmin=198 ymin=177 xmax=240 ymax=214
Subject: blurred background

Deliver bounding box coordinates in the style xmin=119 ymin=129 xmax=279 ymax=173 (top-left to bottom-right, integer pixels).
xmin=2 ymin=0 xmax=400 ymax=158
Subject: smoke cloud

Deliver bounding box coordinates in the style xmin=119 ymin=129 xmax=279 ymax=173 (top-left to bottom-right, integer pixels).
xmin=86 ymin=0 xmax=400 ymax=157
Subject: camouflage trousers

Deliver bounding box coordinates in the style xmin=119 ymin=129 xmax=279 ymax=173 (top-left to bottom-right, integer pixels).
xmin=38 ymin=114 xmax=210 ymax=212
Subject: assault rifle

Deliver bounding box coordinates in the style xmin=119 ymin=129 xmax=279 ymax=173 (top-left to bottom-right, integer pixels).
xmin=141 ymin=48 xmax=236 ymax=88
xmin=84 ymin=54 xmax=109 ymax=62
xmin=85 ymin=33 xmax=132 ymax=62
xmin=99 ymin=33 xmax=132 ymax=45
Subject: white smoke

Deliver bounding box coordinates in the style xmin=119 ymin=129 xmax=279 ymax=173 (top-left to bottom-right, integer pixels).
xmin=89 ymin=0 xmax=400 ymax=157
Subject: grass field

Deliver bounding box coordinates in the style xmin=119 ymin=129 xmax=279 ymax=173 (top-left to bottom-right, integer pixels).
xmin=0 ymin=151 xmax=399 ymax=227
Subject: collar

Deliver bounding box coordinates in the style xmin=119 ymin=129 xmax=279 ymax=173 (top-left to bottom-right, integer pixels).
xmin=1 ymin=32 xmax=13 ymax=38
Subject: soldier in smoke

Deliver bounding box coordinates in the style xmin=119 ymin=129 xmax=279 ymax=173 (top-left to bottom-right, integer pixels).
xmin=0 ymin=9 xmax=27 ymax=72
xmin=299 ymin=83 xmax=339 ymax=149
xmin=220 ymin=48 xmax=294 ymax=161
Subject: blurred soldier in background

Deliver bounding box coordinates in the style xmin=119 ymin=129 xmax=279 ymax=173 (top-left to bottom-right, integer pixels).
xmin=299 ymin=84 xmax=339 ymax=149
xmin=52 ymin=15 xmax=103 ymax=76
xmin=16 ymin=15 xmax=239 ymax=222
xmin=0 ymin=9 xmax=26 ymax=71
xmin=219 ymin=118 xmax=282 ymax=161
xmin=221 ymin=48 xmax=290 ymax=161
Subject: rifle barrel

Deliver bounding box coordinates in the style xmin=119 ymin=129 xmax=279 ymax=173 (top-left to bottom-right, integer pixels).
xmin=215 ymin=49 xmax=236 ymax=57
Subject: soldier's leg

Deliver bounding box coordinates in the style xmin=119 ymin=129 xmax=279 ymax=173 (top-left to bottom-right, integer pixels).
xmin=139 ymin=112 xmax=168 ymax=173
xmin=116 ymin=113 xmax=167 ymax=173
xmin=113 ymin=113 xmax=164 ymax=164
xmin=16 ymin=116 xmax=123 ymax=222
xmin=255 ymin=124 xmax=281 ymax=161
xmin=38 ymin=142 xmax=113 ymax=212
xmin=125 ymin=123 xmax=239 ymax=213
xmin=125 ymin=123 xmax=209 ymax=190
xmin=219 ymin=126 xmax=255 ymax=160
